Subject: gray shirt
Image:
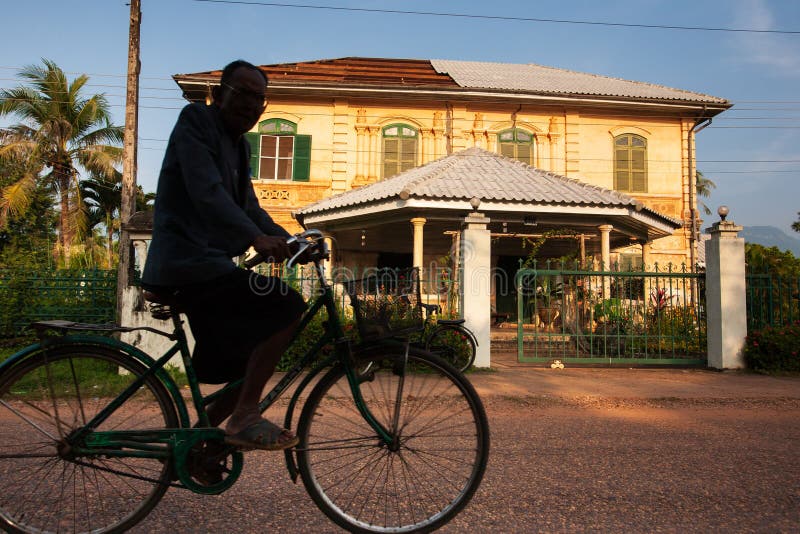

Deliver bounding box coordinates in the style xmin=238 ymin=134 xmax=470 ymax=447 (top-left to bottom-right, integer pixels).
xmin=142 ymin=103 xmax=289 ymax=287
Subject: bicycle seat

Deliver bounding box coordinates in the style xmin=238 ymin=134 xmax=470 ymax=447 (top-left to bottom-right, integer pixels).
xmin=437 ymin=319 xmax=465 ymax=326
xmin=143 ymin=290 xmax=183 ymax=319
xmin=143 ymin=290 xmax=179 ymax=306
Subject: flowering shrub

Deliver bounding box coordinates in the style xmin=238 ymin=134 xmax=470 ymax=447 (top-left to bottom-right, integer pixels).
xmin=743 ymin=322 xmax=800 ymax=372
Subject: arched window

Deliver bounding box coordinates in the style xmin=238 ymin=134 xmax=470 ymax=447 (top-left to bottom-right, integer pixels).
xmin=382 ymin=124 xmax=418 ymax=179
xmin=614 ymin=134 xmax=647 ymax=192
xmin=245 ymin=118 xmax=311 ymax=181
xmin=497 ymin=128 xmax=534 ymax=165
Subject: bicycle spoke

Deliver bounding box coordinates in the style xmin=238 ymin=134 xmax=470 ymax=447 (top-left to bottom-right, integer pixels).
xmin=0 ymin=398 xmax=63 ymax=442
xmin=298 ymin=348 xmax=488 ymax=533
xmin=0 ymin=346 xmax=177 ymax=533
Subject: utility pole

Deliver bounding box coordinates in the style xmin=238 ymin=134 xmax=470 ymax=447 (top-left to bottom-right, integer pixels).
xmin=117 ymin=0 xmax=141 ymax=318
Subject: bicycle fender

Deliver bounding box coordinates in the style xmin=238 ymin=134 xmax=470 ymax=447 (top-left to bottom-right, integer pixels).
xmin=0 ymin=335 xmax=191 ymax=427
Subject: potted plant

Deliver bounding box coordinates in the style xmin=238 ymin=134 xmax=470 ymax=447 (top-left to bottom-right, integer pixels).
xmin=533 ymin=276 xmax=563 ymax=328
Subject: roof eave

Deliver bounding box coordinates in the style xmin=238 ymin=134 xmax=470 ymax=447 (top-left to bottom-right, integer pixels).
xmin=174 ymin=77 xmax=730 ymax=113
xmin=299 ymin=196 xmax=681 ymax=234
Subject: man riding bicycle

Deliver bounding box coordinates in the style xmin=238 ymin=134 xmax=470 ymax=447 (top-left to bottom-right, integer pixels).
xmin=142 ymin=59 xmax=304 ymax=451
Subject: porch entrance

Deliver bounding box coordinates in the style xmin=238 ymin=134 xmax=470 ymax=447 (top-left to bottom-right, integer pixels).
xmin=513 ymin=265 xmax=707 ymax=366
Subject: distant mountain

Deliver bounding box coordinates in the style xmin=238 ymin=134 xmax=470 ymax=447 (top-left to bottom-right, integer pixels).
xmin=740 ymin=226 xmax=800 ymax=257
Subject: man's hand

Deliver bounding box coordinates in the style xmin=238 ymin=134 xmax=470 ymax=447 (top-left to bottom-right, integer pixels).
xmin=252 ymin=235 xmax=292 ymax=263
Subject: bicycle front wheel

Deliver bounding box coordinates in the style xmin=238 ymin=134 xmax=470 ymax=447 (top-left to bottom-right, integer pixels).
xmin=297 ymin=346 xmax=489 ymax=533
xmin=426 ymin=325 xmax=476 ymax=372
xmin=0 ymin=344 xmax=178 ymax=534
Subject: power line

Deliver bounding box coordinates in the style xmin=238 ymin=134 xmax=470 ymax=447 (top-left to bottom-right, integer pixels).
xmin=192 ymin=0 xmax=800 ymax=35
xmin=0 ymin=65 xmax=174 ymax=82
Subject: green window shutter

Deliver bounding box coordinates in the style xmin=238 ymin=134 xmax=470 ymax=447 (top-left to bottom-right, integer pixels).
xmin=500 ymin=143 xmax=515 ymax=159
xmin=245 ymin=132 xmax=260 ymax=179
xmin=292 ymin=134 xmax=311 ymax=181
xmin=518 ymin=145 xmax=533 ymax=166
xmin=497 ymin=129 xmax=534 ymax=165
xmin=383 ymin=137 xmax=399 ymax=178
xmin=400 ymin=138 xmax=417 ymax=172
xmin=613 ymin=134 xmax=647 ymax=192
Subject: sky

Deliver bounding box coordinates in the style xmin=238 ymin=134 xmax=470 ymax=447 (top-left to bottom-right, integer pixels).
xmin=2 ymin=0 xmax=799 ymax=233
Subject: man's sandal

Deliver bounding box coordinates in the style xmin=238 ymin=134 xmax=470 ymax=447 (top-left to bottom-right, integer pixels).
xmin=224 ymin=419 xmax=299 ymax=451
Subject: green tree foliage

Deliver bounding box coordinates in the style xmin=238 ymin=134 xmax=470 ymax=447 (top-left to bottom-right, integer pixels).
xmin=81 ymin=172 xmax=121 ymax=269
xmin=0 ymin=159 xmax=56 ymax=268
xmin=136 ymin=186 xmax=155 ymax=212
xmin=745 ymin=242 xmax=800 ymax=276
xmin=0 ymin=59 xmax=123 ymax=265
xmin=695 ymin=170 xmax=716 ymax=216
xmin=792 ymin=212 xmax=800 ymax=233
xmin=79 ymin=172 xmax=155 ymax=269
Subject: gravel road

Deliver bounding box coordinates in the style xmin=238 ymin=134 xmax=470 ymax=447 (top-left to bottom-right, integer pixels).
xmin=133 ymin=395 xmax=800 ymax=533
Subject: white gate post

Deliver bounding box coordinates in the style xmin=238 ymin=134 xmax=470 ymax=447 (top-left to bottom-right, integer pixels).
xmin=460 ymin=199 xmax=491 ymax=368
xmin=705 ymin=206 xmax=747 ymax=369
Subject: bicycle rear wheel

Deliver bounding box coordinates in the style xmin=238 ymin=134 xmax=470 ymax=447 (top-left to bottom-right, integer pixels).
xmin=426 ymin=325 xmax=476 ymax=372
xmin=0 ymin=344 xmax=178 ymax=534
xmin=297 ymin=346 xmax=489 ymax=533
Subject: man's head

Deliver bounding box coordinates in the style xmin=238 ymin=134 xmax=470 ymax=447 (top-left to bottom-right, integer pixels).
xmin=213 ymin=60 xmax=268 ymax=137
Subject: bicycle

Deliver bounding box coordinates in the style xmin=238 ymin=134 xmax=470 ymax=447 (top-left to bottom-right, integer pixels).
xmin=0 ymin=229 xmax=490 ymax=534
xmin=417 ymin=302 xmax=477 ymax=373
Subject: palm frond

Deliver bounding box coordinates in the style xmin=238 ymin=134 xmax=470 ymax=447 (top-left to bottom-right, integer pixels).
xmin=0 ymin=173 xmax=37 ymax=226
xmin=79 ymin=124 xmax=124 ymax=146
xmin=76 ymin=145 xmax=123 ymax=177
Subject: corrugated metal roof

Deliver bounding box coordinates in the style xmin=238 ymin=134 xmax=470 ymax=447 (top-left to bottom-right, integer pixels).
xmin=177 ymin=58 xmax=457 ymax=88
xmin=297 ymin=147 xmax=680 ymax=226
xmin=175 ymin=57 xmax=729 ymax=107
xmin=431 ymin=59 xmax=728 ymax=104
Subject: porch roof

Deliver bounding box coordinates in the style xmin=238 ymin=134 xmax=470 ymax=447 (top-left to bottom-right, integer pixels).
xmin=296 ymin=148 xmax=682 ymax=242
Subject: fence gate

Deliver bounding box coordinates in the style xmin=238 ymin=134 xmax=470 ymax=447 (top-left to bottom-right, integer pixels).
xmin=514 ymin=265 xmax=707 ymax=366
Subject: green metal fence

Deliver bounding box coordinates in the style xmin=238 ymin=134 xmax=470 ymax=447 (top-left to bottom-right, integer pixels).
xmin=515 ymin=262 xmax=707 ymax=365
xmin=254 ymin=263 xmax=460 ymax=321
xmin=0 ymin=269 xmax=117 ymax=337
xmin=746 ymin=270 xmax=800 ymax=329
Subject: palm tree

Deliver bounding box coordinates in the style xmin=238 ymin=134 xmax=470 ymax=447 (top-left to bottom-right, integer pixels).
xmin=136 ymin=186 xmax=156 ymax=212
xmin=81 ymin=172 xmax=121 ymax=268
xmin=695 ymin=170 xmax=716 ymax=216
xmin=0 ymin=59 xmax=123 ymax=264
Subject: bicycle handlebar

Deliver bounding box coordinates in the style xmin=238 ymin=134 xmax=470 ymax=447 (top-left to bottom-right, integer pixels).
xmin=243 ymin=229 xmax=329 ymax=269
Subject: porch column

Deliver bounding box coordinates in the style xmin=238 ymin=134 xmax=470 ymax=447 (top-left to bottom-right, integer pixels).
xmin=461 ymin=211 xmax=491 ymax=368
xmin=410 ymin=217 xmax=426 ymax=270
xmin=705 ymin=207 xmax=746 ymax=369
xmin=131 ymin=238 xmax=149 ymax=273
xmin=598 ymin=224 xmax=613 ymax=297
xmin=641 ymin=242 xmax=651 ymax=271
xmin=641 ymin=241 xmax=653 ymax=305
xmin=323 ymin=236 xmax=334 ymax=282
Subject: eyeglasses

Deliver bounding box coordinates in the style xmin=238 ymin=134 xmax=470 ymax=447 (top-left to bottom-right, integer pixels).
xmin=221 ymin=82 xmax=268 ymax=108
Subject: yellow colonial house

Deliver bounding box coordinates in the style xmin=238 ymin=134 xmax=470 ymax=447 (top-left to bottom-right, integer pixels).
xmin=174 ymin=57 xmax=730 ymax=275
xmin=118 ymin=57 xmax=733 ymax=367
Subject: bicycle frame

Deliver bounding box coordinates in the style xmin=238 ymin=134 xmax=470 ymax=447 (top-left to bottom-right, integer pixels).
xmin=2 ymin=255 xmax=400 ymax=484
